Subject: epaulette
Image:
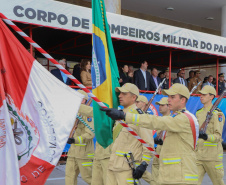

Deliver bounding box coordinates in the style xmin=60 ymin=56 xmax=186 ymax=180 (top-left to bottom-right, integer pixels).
xmin=136 ymin=108 xmax=144 ymax=114
xmin=215 ymin=108 xmax=222 ymax=113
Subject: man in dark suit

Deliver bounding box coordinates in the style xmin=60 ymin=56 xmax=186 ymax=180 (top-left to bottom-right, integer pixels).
xmin=134 ymin=61 xmax=151 ymax=90
xmin=173 ymin=69 xmax=188 ymax=87
xmin=150 ymin=68 xmax=162 ymax=91
xmin=51 ymin=58 xmax=72 ymax=85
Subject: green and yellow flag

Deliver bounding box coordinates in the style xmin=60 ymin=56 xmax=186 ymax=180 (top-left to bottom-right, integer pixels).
xmin=91 ymin=0 xmax=120 ymax=148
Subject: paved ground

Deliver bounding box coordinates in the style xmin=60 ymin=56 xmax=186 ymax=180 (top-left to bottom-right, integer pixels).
xmin=46 ymin=153 xmax=226 ymax=185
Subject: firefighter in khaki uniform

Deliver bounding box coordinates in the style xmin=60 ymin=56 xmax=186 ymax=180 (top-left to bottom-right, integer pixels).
xmin=65 ymin=90 xmax=95 ymax=185
xmin=102 ymin=84 xmax=200 ymax=185
xmin=151 ymin=97 xmax=171 ymax=185
xmin=91 ymin=142 xmax=112 ymax=185
xmin=135 ymin=95 xmax=154 ymax=184
xmin=196 ymin=85 xmax=225 ymax=185
xmin=135 ymin=95 xmax=148 ymax=110
xmin=79 ymin=104 xmax=93 ymax=117
xmin=102 ymin=83 xmax=154 ymax=185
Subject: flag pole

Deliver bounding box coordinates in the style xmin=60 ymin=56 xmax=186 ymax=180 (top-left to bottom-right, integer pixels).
xmin=0 ymin=13 xmax=159 ymax=158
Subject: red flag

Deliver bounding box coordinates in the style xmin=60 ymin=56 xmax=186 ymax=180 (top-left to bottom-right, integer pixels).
xmin=0 ymin=18 xmax=83 ymax=184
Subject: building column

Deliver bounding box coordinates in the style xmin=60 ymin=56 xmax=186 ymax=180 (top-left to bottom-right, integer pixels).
xmin=220 ymin=6 xmax=226 ymax=75
xmin=104 ymin=0 xmax=121 ymax=14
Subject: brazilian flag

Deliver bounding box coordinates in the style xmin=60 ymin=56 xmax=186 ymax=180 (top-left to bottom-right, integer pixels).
xmin=91 ymin=0 xmax=120 ymax=148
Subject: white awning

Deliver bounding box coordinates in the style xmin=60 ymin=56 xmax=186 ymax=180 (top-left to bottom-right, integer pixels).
xmin=1 ymin=0 xmax=226 ymax=57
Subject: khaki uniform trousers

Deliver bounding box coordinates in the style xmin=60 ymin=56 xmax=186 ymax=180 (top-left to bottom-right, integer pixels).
xmin=142 ymin=171 xmax=152 ymax=184
xmin=91 ymin=158 xmax=109 ymax=185
xmin=151 ymin=164 xmax=159 ymax=185
xmin=197 ymin=160 xmax=225 ymax=185
xmin=151 ymin=166 xmax=195 ymax=185
xmin=106 ymin=169 xmax=140 ymax=185
xmin=65 ymin=157 xmax=92 ymax=185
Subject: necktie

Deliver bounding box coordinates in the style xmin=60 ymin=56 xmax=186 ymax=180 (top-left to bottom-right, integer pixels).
xmin=180 ymin=78 xmax=184 ymax=85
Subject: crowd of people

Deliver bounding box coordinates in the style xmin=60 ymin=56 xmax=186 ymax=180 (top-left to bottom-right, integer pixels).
xmin=119 ymin=60 xmax=226 ymax=95
xmin=48 ymin=58 xmax=225 ymax=185
xmin=51 ymin=58 xmax=226 ymax=96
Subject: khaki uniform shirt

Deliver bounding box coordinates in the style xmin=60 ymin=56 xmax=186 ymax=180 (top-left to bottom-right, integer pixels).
xmin=79 ymin=104 xmax=93 ymax=117
xmin=125 ymin=109 xmax=199 ymax=184
xmin=188 ymin=77 xmax=202 ymax=94
xmin=80 ymin=71 xmax=92 ymax=87
xmin=68 ymin=115 xmax=95 ymax=159
xmin=108 ymin=104 xmax=154 ymax=172
xmin=94 ymin=142 xmax=112 ymax=160
xmin=153 ymin=113 xmax=171 ymax=166
xmin=196 ymin=105 xmax=225 ymax=161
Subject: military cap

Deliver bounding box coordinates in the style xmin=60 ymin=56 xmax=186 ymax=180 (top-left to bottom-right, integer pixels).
xmin=137 ymin=95 xmax=148 ymax=104
xmin=115 ymin=83 xmax=139 ymax=96
xmin=77 ymin=90 xmax=89 ymax=100
xmin=198 ymin=85 xmax=216 ymax=96
xmin=218 ymin=73 xmax=224 ymax=77
xmin=162 ymin=83 xmax=190 ymax=99
xmin=165 ymin=68 xmax=169 ymax=72
xmin=155 ymin=97 xmax=168 ymax=105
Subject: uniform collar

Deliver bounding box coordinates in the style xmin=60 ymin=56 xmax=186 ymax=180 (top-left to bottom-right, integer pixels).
xmin=175 ymin=107 xmax=186 ymax=114
xmin=123 ymin=103 xmax=137 ymax=113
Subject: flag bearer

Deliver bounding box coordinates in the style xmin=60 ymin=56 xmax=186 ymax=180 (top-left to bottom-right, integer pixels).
xmin=151 ymin=97 xmax=171 ymax=185
xmin=65 ymin=90 xmax=95 ymax=185
xmin=102 ymin=84 xmax=200 ymax=185
xmin=102 ymin=83 xmax=154 ymax=185
xmin=196 ymin=85 xmax=225 ymax=185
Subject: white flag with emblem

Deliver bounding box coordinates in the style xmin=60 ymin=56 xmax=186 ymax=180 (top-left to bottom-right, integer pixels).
xmin=0 ymin=17 xmax=83 ymax=184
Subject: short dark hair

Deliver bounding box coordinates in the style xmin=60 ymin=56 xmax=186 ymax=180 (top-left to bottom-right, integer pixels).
xmin=140 ymin=61 xmax=147 ymax=66
xmin=189 ymin=70 xmax=194 ymax=75
xmin=151 ymin=67 xmax=157 ymax=72
xmin=179 ymin=94 xmax=188 ymax=103
xmin=194 ymin=71 xmax=200 ymax=75
xmin=208 ymin=75 xmax=213 ymax=79
xmin=209 ymin=93 xmax=215 ymax=100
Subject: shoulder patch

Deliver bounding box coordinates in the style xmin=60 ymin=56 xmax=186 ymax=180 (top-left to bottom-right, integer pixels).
xmin=87 ymin=117 xmax=92 ymax=122
xmin=136 ymin=108 xmax=144 ymax=114
xmin=218 ymin=115 xmax=223 ymax=122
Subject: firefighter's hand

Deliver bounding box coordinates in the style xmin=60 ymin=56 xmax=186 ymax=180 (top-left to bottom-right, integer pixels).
xmin=154 ymin=138 xmax=163 ymax=145
xmin=100 ymin=108 xmax=125 ymax=120
xmin=67 ymin=138 xmax=75 ymax=144
xmin=199 ymin=131 xmax=208 ymax=140
xmin=133 ymin=161 xmax=148 ymax=179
